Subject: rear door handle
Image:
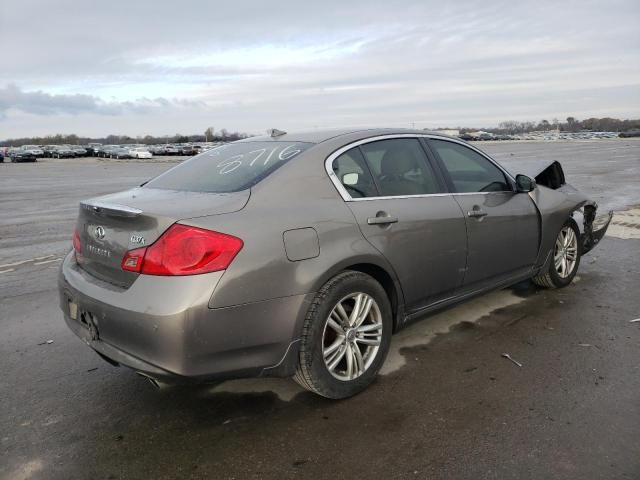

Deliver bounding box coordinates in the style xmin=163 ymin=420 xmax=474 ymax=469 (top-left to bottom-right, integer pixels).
xmin=367 ymin=215 xmax=398 ymax=225
xmin=467 ymin=209 xmax=487 ymax=218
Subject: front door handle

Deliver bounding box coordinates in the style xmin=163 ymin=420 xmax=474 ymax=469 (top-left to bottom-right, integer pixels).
xmin=367 ymin=215 xmax=398 ymax=225
xmin=467 ymin=209 xmax=488 ymax=218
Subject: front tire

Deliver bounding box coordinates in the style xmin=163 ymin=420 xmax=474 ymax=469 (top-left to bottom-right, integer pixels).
xmin=533 ymin=218 xmax=581 ymax=288
xmin=294 ymin=271 xmax=392 ymax=399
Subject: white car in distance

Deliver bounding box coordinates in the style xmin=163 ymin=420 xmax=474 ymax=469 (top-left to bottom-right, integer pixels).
xmin=128 ymin=147 xmax=153 ymax=159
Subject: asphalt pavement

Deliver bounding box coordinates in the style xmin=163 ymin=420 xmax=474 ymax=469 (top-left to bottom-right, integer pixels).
xmin=1 ymin=141 xmax=639 ymax=480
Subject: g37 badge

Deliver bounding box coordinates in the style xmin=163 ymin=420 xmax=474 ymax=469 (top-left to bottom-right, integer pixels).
xmin=130 ymin=234 xmax=146 ymax=246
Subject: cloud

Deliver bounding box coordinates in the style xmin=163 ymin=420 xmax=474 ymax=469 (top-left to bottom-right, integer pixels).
xmin=0 ymin=0 xmax=638 ymax=138
xmin=0 ymin=84 xmax=204 ymax=117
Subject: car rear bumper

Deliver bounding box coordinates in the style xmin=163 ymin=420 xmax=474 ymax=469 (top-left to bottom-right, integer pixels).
xmin=58 ymin=252 xmax=309 ymax=382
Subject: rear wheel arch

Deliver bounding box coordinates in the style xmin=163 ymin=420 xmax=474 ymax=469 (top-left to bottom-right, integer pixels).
xmin=308 ymin=258 xmax=404 ymax=333
xmin=342 ymin=263 xmax=402 ymax=332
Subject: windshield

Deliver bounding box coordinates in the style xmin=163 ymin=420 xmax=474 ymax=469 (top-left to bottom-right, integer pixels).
xmin=145 ymin=141 xmax=312 ymax=193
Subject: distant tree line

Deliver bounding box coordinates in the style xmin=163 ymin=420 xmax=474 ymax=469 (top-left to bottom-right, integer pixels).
xmin=460 ymin=117 xmax=640 ymax=135
xmin=0 ymin=128 xmax=251 ymax=147
xmin=3 ymin=116 xmax=639 ymax=146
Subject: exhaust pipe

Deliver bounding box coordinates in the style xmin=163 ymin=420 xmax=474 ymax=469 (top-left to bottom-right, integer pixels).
xmin=146 ymin=376 xmax=161 ymax=389
xmin=136 ymin=372 xmax=161 ymax=389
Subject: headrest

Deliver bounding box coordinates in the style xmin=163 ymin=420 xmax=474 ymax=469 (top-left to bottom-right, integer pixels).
xmin=380 ymin=144 xmax=420 ymax=176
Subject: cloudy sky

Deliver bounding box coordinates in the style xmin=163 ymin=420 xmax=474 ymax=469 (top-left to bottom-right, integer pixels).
xmin=0 ymin=0 xmax=638 ymax=139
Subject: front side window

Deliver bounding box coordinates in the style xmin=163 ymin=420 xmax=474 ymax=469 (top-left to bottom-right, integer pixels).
xmin=429 ymin=139 xmax=510 ymax=193
xmin=360 ymin=139 xmax=440 ymax=196
xmin=332 ymin=148 xmax=377 ymax=198
xmin=145 ymin=141 xmax=312 ymax=193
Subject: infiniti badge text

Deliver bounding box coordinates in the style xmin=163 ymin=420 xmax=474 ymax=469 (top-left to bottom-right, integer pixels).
xmin=87 ymin=243 xmax=111 ymax=258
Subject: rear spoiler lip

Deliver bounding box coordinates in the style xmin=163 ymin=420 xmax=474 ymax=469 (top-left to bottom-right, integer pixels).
xmin=80 ymin=200 xmax=143 ymax=218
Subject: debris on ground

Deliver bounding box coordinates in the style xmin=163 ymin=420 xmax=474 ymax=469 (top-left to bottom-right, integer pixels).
xmin=501 ymin=353 xmax=523 ymax=367
xmin=629 ymin=318 xmax=640 ymax=323
xmin=37 ymin=340 xmax=54 ymax=346
xmin=578 ymin=343 xmax=593 ymax=347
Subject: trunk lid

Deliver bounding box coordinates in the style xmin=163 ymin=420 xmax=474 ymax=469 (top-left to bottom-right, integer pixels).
xmin=75 ymin=187 xmax=249 ymax=288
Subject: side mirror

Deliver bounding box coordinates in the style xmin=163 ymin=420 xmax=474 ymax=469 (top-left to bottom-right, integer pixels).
xmin=342 ymin=172 xmax=359 ymax=186
xmin=515 ymin=174 xmax=536 ymax=193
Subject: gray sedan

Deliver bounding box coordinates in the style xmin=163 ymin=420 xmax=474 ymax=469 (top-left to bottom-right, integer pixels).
xmin=58 ymin=128 xmax=611 ymax=398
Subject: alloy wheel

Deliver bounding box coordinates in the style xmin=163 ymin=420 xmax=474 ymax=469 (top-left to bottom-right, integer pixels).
xmin=554 ymin=225 xmax=578 ymax=278
xmin=322 ymin=292 xmax=383 ymax=381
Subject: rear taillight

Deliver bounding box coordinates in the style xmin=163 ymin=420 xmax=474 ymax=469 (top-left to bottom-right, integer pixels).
xmin=121 ymin=224 xmax=243 ymax=276
xmin=72 ymin=227 xmax=82 ymax=253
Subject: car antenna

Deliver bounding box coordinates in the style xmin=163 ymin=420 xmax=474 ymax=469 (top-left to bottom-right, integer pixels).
xmin=267 ymin=128 xmax=287 ymax=138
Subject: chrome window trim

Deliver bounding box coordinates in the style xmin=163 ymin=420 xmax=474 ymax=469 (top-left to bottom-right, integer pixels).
xmin=324 ymin=133 xmax=516 ymax=202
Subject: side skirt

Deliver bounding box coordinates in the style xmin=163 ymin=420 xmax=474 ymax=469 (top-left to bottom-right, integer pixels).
xmin=400 ymin=270 xmax=535 ymax=329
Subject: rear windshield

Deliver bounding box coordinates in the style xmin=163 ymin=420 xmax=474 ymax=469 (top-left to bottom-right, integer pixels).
xmin=145 ymin=141 xmax=312 ymax=193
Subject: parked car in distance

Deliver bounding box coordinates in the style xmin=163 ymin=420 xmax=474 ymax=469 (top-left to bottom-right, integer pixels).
xmin=51 ymin=146 xmax=75 ymax=158
xmin=96 ymin=145 xmax=118 ymax=158
xmin=21 ymin=145 xmax=44 ymax=157
xmin=164 ymin=144 xmax=180 ymax=155
xmin=42 ymin=145 xmax=58 ymax=157
xmin=128 ymin=147 xmax=152 ymax=159
xmin=147 ymin=145 xmax=164 ymax=155
xmin=81 ymin=145 xmax=96 ymax=156
xmin=619 ymin=130 xmax=640 ymax=138
xmin=110 ymin=147 xmax=131 ymax=159
xmin=9 ymin=148 xmax=37 ymax=162
xmin=177 ymin=145 xmax=198 ymax=156
xmin=59 ymin=128 xmax=612 ymax=399
xmin=71 ymin=146 xmax=88 ymax=157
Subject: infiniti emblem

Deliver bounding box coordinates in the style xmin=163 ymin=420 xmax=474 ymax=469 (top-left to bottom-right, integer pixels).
xmin=94 ymin=226 xmax=106 ymax=240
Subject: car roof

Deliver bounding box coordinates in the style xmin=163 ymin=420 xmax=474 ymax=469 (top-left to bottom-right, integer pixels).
xmin=236 ymin=128 xmax=458 ymax=144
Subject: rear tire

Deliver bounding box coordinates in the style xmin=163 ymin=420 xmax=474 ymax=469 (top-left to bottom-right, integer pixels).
xmin=533 ymin=218 xmax=581 ymax=288
xmin=294 ymin=271 xmax=392 ymax=399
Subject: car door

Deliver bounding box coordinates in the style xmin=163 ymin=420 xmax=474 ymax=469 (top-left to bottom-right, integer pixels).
xmin=427 ymin=138 xmax=539 ymax=290
xmin=329 ymin=137 xmax=467 ymax=313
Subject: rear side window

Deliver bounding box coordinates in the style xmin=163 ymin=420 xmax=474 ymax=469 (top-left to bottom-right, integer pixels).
xmin=145 ymin=141 xmax=312 ymax=193
xmin=360 ymin=139 xmax=441 ymax=196
xmin=429 ymin=139 xmax=510 ymax=193
xmin=332 ymin=148 xmax=378 ymax=198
